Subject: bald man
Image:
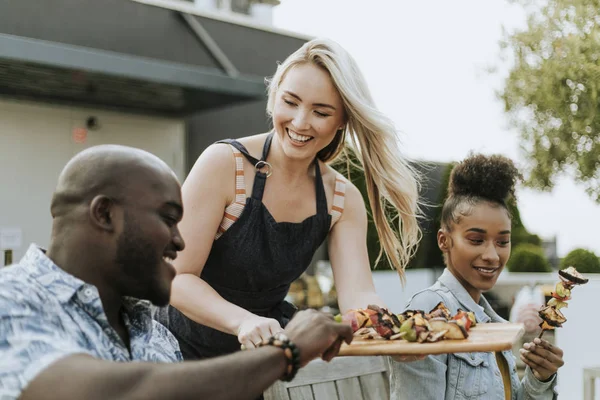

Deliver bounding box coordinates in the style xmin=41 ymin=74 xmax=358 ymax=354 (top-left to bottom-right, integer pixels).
xmin=0 ymin=145 xmax=352 ymax=400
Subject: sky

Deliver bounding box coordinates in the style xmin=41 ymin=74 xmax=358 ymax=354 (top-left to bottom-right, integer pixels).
xmin=272 ymin=0 xmax=600 ymax=257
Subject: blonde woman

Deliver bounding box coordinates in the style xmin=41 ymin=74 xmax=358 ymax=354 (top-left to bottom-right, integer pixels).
xmin=163 ymin=38 xmax=421 ymax=360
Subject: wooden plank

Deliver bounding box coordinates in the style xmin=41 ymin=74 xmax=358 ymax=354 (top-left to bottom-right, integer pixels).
xmin=264 ymin=381 xmax=291 ymax=400
xmin=359 ymin=372 xmax=389 ymax=400
xmin=311 ymin=382 xmax=338 ymax=400
xmin=339 ymin=323 xmax=524 ymax=356
xmin=285 ymin=356 xmax=388 ymax=388
xmin=336 ymin=377 xmax=362 ymax=400
xmin=288 ymin=386 xmax=314 ymax=400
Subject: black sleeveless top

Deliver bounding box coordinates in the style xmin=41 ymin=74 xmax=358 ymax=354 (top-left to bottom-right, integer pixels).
xmin=165 ymin=134 xmax=332 ymax=359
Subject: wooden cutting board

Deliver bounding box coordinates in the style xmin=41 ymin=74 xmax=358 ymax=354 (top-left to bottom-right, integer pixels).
xmin=338 ymin=323 xmax=525 ymax=356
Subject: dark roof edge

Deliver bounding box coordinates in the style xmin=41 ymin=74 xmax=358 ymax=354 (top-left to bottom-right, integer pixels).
xmin=131 ymin=0 xmax=314 ymax=41
xmin=0 ymin=33 xmax=266 ymax=97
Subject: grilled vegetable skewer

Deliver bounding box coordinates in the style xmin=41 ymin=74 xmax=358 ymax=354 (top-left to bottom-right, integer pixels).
xmin=335 ymin=301 xmax=476 ymax=343
xmin=538 ymin=266 xmax=588 ymax=338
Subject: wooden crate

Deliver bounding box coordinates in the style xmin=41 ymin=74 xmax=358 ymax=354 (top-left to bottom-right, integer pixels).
xmin=264 ymin=356 xmax=389 ymax=400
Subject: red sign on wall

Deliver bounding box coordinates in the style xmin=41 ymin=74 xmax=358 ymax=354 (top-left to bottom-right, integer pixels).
xmin=72 ymin=127 xmax=87 ymax=144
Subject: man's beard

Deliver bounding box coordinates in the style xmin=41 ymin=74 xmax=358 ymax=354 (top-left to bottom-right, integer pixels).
xmin=115 ymin=214 xmax=170 ymax=306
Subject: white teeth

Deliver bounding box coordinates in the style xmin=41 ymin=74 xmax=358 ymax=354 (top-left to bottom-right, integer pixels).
xmin=163 ymin=256 xmax=174 ymax=263
xmin=287 ymin=129 xmax=312 ymax=142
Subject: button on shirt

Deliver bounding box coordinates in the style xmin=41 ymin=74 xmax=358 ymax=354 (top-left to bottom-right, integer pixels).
xmin=0 ymin=245 xmax=182 ymax=400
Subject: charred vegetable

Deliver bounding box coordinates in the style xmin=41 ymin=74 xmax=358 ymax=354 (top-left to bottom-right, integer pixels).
xmin=558 ymin=266 xmax=589 ymax=285
xmin=538 ymin=266 xmax=588 ymax=338
xmin=426 ymin=301 xmax=452 ymax=320
xmin=538 ymin=306 xmax=567 ymax=327
xmin=368 ymin=304 xmax=402 ymax=339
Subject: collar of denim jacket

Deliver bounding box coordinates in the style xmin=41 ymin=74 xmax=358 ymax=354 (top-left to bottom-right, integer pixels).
xmin=437 ymin=268 xmax=495 ymax=323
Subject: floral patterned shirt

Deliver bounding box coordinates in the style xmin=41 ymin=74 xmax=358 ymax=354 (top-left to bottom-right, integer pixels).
xmin=0 ymin=245 xmax=182 ymax=400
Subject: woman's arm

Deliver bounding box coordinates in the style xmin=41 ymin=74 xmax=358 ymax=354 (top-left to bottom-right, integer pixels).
xmin=328 ymin=180 xmax=386 ymax=312
xmin=169 ymin=144 xmax=281 ymax=347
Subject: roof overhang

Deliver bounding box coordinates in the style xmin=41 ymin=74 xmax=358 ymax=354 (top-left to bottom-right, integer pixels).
xmin=0 ymin=33 xmax=266 ymax=116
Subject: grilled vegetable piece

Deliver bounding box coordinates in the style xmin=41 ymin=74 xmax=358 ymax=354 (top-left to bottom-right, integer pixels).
xmin=552 ymin=281 xmax=572 ymax=301
xmin=368 ymin=304 xmax=402 ymax=339
xmin=558 ymin=266 xmax=589 ymax=285
xmin=428 ymin=317 xmax=452 ymax=333
xmin=354 ymin=327 xmax=378 ymax=340
xmin=466 ymin=311 xmax=477 ymax=327
xmin=539 ymin=320 xmax=556 ymax=331
xmin=395 ymin=313 xmax=407 ymax=326
xmin=341 ymin=308 xmax=377 ymax=332
xmin=401 ymin=310 xmax=425 ymax=319
xmin=399 ymin=318 xmax=417 ymax=342
xmin=427 ymin=301 xmax=452 ymax=320
xmin=413 ymin=313 xmax=432 ymax=330
xmin=417 ymin=329 xmax=430 ymax=343
xmin=423 ymin=317 xmax=469 ymax=340
xmin=443 ymin=320 xmax=469 ymax=340
xmin=427 ymin=330 xmax=448 ymax=342
xmin=538 ymin=305 xmax=567 ymax=327
xmin=452 ymin=309 xmax=473 ymax=331
xmin=547 ymin=297 xmax=569 ymax=310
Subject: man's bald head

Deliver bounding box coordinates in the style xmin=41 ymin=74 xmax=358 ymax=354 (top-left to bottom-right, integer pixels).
xmin=46 ymin=145 xmax=184 ymax=306
xmin=51 ymin=145 xmax=177 ymax=219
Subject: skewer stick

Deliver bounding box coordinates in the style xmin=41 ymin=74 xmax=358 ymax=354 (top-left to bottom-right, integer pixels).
xmin=537 ymin=329 xmax=545 ymax=339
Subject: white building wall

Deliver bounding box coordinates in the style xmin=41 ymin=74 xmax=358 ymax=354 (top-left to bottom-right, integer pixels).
xmin=0 ymin=98 xmax=185 ymax=262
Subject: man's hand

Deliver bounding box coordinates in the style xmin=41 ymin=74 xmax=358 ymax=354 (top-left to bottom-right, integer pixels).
xmin=284 ymin=309 xmax=353 ymax=366
xmin=519 ymin=338 xmax=564 ymax=382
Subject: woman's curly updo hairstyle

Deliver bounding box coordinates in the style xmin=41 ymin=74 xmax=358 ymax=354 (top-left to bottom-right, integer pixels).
xmin=440 ymin=154 xmax=521 ymax=230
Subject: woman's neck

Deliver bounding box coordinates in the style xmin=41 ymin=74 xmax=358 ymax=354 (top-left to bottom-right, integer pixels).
xmin=267 ymin=133 xmax=317 ymax=182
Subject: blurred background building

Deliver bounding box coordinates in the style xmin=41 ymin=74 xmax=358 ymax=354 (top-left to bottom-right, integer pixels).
xmin=0 ymin=0 xmax=308 ymax=262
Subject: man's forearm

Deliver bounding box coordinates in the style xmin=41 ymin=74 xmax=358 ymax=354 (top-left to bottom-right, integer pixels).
xmin=140 ymin=346 xmax=288 ymax=399
xmin=21 ymin=347 xmax=287 ymax=400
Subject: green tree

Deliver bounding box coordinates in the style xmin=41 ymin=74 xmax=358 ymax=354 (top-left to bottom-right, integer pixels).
xmin=560 ymin=248 xmax=600 ymax=273
xmin=507 ymin=243 xmax=552 ymax=272
xmin=500 ymin=0 xmax=600 ymax=202
xmin=507 ymin=199 xmax=542 ymax=249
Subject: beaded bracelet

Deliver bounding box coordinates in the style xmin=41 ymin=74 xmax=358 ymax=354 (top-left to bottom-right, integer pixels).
xmin=259 ymin=332 xmax=301 ymax=382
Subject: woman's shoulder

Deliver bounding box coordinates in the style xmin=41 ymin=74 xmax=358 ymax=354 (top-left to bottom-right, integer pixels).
xmin=321 ymin=163 xmax=349 ymax=183
xmin=321 ymin=164 xmax=362 ymax=203
xmin=188 ymin=142 xmax=237 ymax=177
xmin=234 ymin=132 xmax=271 ymax=157
xmin=195 ymin=133 xmax=269 ymax=160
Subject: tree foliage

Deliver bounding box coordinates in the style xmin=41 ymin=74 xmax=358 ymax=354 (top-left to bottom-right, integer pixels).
xmin=560 ymin=248 xmax=600 ymax=273
xmin=507 ymin=243 xmax=552 ymax=272
xmin=501 ymin=0 xmax=600 ymax=202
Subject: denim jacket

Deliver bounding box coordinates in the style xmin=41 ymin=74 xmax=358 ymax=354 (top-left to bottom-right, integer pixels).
xmin=388 ymin=269 xmax=558 ymax=400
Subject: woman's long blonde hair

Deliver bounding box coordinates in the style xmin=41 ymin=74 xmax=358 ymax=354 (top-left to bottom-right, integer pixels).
xmin=266 ymin=38 xmax=421 ymax=281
